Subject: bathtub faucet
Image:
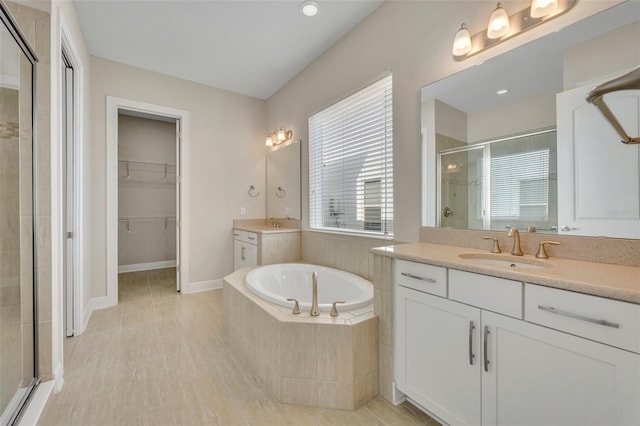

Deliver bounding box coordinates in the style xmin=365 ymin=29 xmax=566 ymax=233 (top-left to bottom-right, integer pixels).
xmin=310 ymin=271 xmax=319 ymax=316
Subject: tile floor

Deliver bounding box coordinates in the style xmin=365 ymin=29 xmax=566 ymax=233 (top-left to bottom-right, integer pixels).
xmin=38 ymin=268 xmax=435 ymax=425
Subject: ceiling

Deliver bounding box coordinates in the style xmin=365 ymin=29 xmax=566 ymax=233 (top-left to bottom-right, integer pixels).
xmin=73 ymin=0 xmax=384 ymax=100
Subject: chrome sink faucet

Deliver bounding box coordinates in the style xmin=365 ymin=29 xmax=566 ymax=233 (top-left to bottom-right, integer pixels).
xmin=310 ymin=271 xmax=319 ymax=316
xmin=507 ymin=227 xmax=524 ymax=256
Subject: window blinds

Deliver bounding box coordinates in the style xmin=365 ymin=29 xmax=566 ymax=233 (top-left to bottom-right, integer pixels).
xmin=309 ymin=74 xmax=393 ymax=236
xmin=490 ymin=143 xmax=552 ymax=222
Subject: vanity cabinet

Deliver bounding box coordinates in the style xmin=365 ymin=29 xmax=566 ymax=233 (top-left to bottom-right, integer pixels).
xmin=233 ymin=228 xmax=301 ymax=271
xmin=394 ymin=259 xmax=640 ymax=426
xmin=556 ymin=83 xmax=640 ymax=239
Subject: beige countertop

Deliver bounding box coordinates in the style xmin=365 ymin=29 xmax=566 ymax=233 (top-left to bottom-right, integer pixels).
xmin=372 ymin=242 xmax=640 ymax=305
xmin=233 ymin=225 xmax=301 ymax=234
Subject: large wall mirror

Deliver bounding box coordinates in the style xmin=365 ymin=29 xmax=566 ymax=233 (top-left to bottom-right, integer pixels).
xmin=421 ymin=1 xmax=640 ymax=239
xmin=266 ymin=140 xmax=301 ymax=220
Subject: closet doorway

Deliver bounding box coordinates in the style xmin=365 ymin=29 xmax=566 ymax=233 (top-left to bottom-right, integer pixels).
xmin=118 ymin=113 xmax=178 ymax=278
xmin=106 ymin=98 xmax=190 ymax=306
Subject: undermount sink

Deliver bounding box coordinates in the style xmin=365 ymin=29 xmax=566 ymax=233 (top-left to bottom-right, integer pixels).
xmin=458 ymin=253 xmax=553 ymax=270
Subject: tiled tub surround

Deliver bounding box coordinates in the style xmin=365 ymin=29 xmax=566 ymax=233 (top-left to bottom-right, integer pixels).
xmin=370 ymin=237 xmax=640 ymax=407
xmin=223 ymin=268 xmax=378 ymax=410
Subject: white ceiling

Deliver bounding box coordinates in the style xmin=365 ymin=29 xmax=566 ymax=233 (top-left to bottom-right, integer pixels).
xmin=74 ymin=0 xmax=384 ymax=99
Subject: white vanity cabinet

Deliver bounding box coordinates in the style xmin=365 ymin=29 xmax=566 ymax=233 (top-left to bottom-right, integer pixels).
xmin=394 ymin=259 xmax=640 ymax=426
xmin=395 ymin=285 xmax=481 ymax=425
xmin=233 ymin=230 xmax=258 ymax=270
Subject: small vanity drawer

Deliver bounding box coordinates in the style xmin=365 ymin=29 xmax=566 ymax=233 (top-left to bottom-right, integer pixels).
xmin=395 ymin=259 xmax=447 ymax=297
xmin=525 ymin=284 xmax=640 ymax=353
xmin=233 ymin=230 xmax=258 ymax=245
xmin=449 ymin=269 xmax=523 ymax=318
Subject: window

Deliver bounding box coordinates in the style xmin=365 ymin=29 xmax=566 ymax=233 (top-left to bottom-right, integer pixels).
xmin=309 ymin=75 xmax=393 ymax=236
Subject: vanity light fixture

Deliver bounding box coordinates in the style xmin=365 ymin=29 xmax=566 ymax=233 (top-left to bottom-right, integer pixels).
xmin=452 ymin=0 xmax=576 ymax=61
xmin=487 ymin=3 xmax=510 ymax=39
xmin=300 ymin=0 xmax=318 ymax=17
xmin=497 ymin=88 xmax=509 ymax=95
xmin=265 ymin=126 xmax=293 ymax=147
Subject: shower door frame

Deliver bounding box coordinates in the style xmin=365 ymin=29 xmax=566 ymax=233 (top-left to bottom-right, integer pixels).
xmin=0 ymin=1 xmax=40 ymax=424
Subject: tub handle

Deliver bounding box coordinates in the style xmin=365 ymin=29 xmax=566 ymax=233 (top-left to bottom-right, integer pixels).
xmin=330 ymin=301 xmax=346 ymax=317
xmin=286 ymin=298 xmax=301 ymax=315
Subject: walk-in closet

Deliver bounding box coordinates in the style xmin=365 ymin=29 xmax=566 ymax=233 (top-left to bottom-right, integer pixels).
xmin=117 ymin=113 xmax=178 ymax=285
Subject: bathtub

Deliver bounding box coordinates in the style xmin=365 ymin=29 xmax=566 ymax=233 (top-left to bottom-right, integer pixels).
xmin=245 ymin=263 xmax=373 ymax=312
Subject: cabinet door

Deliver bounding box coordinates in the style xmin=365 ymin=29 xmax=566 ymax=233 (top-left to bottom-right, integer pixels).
xmin=556 ymin=84 xmax=640 ymax=238
xmin=395 ymin=286 xmax=481 ymax=425
xmin=482 ymin=310 xmax=640 ymax=426
xmin=234 ymin=240 xmax=257 ymax=270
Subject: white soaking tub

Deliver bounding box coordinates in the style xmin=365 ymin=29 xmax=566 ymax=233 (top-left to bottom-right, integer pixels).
xmin=245 ymin=263 xmax=373 ymax=312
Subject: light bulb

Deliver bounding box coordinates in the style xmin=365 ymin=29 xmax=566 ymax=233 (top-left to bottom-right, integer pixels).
xmin=266 ymin=135 xmax=273 ymax=147
xmin=300 ymin=1 xmax=318 ymax=17
xmin=277 ymin=127 xmax=286 ymax=142
xmin=452 ymin=23 xmax=472 ymax=57
xmin=530 ymin=0 xmax=558 ymax=18
xmin=487 ymin=3 xmax=510 ymax=39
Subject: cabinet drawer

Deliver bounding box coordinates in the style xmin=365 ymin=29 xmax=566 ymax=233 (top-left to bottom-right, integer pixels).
xmin=449 ymin=270 xmax=523 ymax=318
xmin=395 ymin=259 xmax=447 ymax=297
xmin=233 ymin=229 xmax=257 ymax=245
xmin=525 ymin=284 xmax=640 ymax=353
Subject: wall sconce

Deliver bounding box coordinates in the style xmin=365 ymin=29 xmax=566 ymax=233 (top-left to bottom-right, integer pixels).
xmin=265 ymin=126 xmax=293 ymax=147
xmin=453 ymin=0 xmax=576 ymax=61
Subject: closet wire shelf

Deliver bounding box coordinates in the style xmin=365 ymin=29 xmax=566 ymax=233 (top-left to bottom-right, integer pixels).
xmin=119 ymin=159 xmax=176 ymax=181
xmin=119 ymin=216 xmax=177 ymax=232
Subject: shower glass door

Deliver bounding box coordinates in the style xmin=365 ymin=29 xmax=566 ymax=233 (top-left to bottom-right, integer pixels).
xmin=0 ymin=4 xmax=38 ymax=424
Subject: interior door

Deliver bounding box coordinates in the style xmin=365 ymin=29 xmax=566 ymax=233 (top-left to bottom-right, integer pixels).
xmin=556 ymin=83 xmax=640 ymax=238
xmin=62 ymin=52 xmax=75 ymax=337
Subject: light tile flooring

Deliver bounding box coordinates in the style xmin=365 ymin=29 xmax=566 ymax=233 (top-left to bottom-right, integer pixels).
xmin=39 ymin=268 xmax=435 ymax=425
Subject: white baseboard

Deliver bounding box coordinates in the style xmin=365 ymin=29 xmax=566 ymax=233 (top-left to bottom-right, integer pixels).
xmin=118 ymin=260 xmax=176 ymax=273
xmin=82 ymin=296 xmax=110 ymax=334
xmin=17 ymin=380 xmax=54 ymax=426
xmin=184 ymin=279 xmax=222 ymax=294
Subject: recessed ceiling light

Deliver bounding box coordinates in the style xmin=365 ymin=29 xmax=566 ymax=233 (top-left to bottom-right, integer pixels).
xmin=300 ymin=0 xmax=319 ymax=17
xmin=497 ymin=88 xmax=509 ymax=95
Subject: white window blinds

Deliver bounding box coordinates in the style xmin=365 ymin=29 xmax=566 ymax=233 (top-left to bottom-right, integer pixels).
xmin=309 ymin=74 xmax=393 ymax=237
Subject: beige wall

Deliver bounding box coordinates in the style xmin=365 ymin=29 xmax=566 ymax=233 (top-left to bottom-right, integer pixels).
xmin=564 ymin=20 xmax=640 ymax=89
xmin=90 ymin=57 xmax=266 ymax=296
xmin=266 ymin=0 xmax=622 ymax=243
xmin=117 ymin=114 xmax=177 ymax=267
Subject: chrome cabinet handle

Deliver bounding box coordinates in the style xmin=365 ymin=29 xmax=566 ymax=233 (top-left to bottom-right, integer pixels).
xmin=560 ymin=225 xmax=578 ymax=232
xmin=400 ymin=272 xmax=436 ymax=283
xmin=537 ymin=305 xmax=620 ymax=329
xmin=468 ymin=321 xmax=475 ymax=365
xmin=241 ymin=246 xmax=246 ymax=260
xmin=483 ymin=326 xmax=490 ymax=372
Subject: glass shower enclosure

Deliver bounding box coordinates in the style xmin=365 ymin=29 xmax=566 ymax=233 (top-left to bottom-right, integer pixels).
xmin=0 ymin=2 xmax=39 ymax=424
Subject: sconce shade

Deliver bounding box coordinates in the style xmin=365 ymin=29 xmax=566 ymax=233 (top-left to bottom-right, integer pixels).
xmin=452 ymin=23 xmax=472 ymax=56
xmin=530 ymin=0 xmax=558 ymax=18
xmin=266 ymin=135 xmax=273 ymax=147
xmin=487 ymin=3 xmax=510 ymax=39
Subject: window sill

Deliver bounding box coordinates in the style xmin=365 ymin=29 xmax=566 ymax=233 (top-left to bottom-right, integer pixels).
xmin=306 ymin=228 xmax=395 ymax=241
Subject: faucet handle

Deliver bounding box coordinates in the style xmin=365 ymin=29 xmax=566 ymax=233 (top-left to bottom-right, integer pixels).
xmin=535 ymin=241 xmax=560 ymax=259
xmin=330 ymin=301 xmax=346 ymax=317
xmin=286 ymin=298 xmax=301 ymax=315
xmin=482 ymin=237 xmax=502 ymax=253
